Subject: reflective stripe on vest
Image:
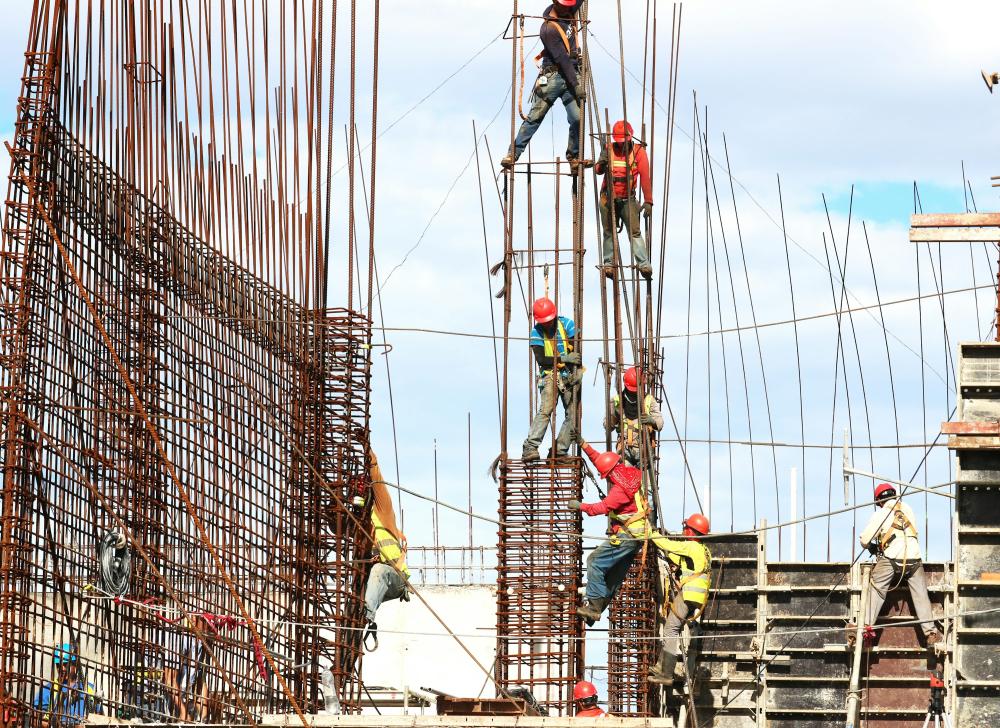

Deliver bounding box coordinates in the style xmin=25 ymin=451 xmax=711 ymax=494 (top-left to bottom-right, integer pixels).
xmin=676 ymin=544 xmax=712 ymax=607
xmin=540 ymin=320 xmax=570 ymax=374
xmin=372 ymin=513 xmax=409 ymax=576
xmin=612 ymin=393 xmax=655 ymax=450
xmin=609 ymin=146 xmax=638 ymax=198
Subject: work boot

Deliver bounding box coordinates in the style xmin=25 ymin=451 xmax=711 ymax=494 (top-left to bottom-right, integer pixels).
xmin=845 ymin=622 xmax=857 ymax=647
xmin=638 ymin=263 xmax=653 ymax=280
xmin=925 ymin=630 xmax=943 ymax=647
xmin=522 ymin=446 xmax=540 ymax=462
xmin=648 ymin=648 xmax=678 ymax=686
xmin=577 ymin=597 xmax=607 ymax=623
xmin=500 ymin=154 xmax=516 ymax=170
xmin=600 ymin=264 xmax=615 ymax=280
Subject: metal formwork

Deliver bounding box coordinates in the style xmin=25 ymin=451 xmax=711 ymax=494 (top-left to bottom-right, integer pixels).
xmin=495 ymin=458 xmax=585 ymax=715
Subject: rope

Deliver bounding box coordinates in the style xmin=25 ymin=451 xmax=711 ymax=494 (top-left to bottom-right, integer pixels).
xmin=96 ymin=530 xmax=131 ymax=598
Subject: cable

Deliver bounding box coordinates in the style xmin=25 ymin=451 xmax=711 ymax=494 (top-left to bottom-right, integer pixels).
xmin=97 ymin=530 xmax=131 ymax=597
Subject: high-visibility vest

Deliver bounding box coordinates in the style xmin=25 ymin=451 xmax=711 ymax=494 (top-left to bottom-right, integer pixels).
xmin=539 ymin=320 xmax=570 ymax=375
xmin=372 ymin=512 xmax=409 ymax=577
xmin=879 ymin=501 xmax=918 ymax=552
xmin=609 ymin=478 xmax=651 ymax=537
xmin=651 ymin=536 xmax=712 ymax=608
xmin=611 ymin=393 xmax=656 ymax=450
xmin=608 ymin=145 xmax=639 ymax=199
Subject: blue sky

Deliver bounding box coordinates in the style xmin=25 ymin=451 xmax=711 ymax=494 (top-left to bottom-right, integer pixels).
xmin=3 ymin=1 xmax=999 ymax=573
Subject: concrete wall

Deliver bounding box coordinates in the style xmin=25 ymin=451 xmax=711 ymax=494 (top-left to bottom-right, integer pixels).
xmin=360 ymin=585 xmax=497 ymax=714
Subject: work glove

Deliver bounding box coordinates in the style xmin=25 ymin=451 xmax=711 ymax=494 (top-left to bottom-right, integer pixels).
xmin=642 ymin=201 xmax=653 ymax=221
xmin=867 ymin=543 xmax=881 ymax=557
xmin=574 ymin=83 xmax=587 ymax=102
xmin=568 ymin=499 xmax=582 ymax=510
xmin=561 ymin=351 xmax=582 ymax=366
xmin=638 ymin=414 xmax=657 ymax=426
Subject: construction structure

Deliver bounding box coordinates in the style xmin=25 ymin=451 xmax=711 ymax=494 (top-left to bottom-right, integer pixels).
xmin=1 ymin=1 xmax=999 ymax=727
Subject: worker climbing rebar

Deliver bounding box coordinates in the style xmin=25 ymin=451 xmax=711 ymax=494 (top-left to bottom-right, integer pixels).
xmin=522 ymin=297 xmax=581 ymax=461
xmin=647 ymin=514 xmax=712 ymax=686
xmin=848 ymin=482 xmax=943 ymax=647
xmin=571 ymin=439 xmax=650 ymax=623
xmin=605 ymin=365 xmax=663 ymax=467
xmin=501 ymin=0 xmax=589 ymax=171
xmin=594 ymin=120 xmax=654 ymax=279
xmin=360 ymin=450 xmax=410 ymax=650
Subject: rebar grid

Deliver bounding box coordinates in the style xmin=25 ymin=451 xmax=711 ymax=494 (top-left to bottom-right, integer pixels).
xmin=0 ymin=44 xmax=373 ymax=728
xmin=495 ymin=458 xmax=584 ymax=716
xmin=607 ymin=555 xmax=659 ymax=716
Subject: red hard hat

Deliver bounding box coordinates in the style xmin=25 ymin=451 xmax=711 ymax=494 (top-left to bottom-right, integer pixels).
xmin=612 ymin=120 xmax=634 ymax=144
xmin=555 ymin=0 xmax=576 ymax=6
xmin=593 ymin=451 xmax=621 ymax=479
xmin=532 ymin=297 xmax=557 ymax=324
xmin=573 ymin=680 xmax=597 ymax=700
xmin=874 ymin=482 xmax=896 ymax=501
xmin=623 ymin=366 xmax=640 ymax=392
xmin=683 ymin=513 xmax=710 ymax=536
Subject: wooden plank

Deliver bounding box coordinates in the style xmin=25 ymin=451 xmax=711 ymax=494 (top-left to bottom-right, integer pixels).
xmin=942 ymin=421 xmax=1000 ymax=435
xmin=911 ymin=213 xmax=1000 ymax=227
xmin=947 ymin=435 xmax=1000 ymax=450
xmin=910 ymin=227 xmax=1000 ymax=243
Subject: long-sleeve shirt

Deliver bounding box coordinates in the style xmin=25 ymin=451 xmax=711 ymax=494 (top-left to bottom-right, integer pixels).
xmin=539 ymin=3 xmax=581 ymax=89
xmin=595 ymin=142 xmax=653 ymax=203
xmin=580 ymin=443 xmax=643 ymax=531
xmin=859 ymin=497 xmax=922 ymax=561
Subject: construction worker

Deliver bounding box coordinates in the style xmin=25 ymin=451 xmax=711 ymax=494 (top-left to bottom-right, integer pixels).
xmin=501 ymin=0 xmax=586 ymax=170
xmin=648 ymin=514 xmax=712 ymax=686
xmin=362 ymin=450 xmax=410 ymax=649
xmin=594 ymin=121 xmax=653 ymax=279
xmin=572 ymin=680 xmax=605 ymax=717
xmin=523 ymin=297 xmax=580 ymax=461
xmin=570 ymin=440 xmax=649 ymax=622
xmin=605 ymin=366 xmax=663 ymax=467
xmin=852 ymin=482 xmax=942 ymax=646
xmin=34 ymin=643 xmax=101 ymax=728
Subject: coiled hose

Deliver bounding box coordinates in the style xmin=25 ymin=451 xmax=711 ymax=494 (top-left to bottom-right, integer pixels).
xmin=98 ymin=530 xmax=131 ymax=596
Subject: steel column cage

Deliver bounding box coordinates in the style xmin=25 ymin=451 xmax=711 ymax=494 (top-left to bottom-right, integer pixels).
xmin=0 ymin=19 xmax=374 ymax=727
xmin=495 ymin=458 xmax=585 ymax=715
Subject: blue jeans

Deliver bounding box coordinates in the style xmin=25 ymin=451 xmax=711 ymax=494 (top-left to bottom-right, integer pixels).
xmin=511 ymin=69 xmax=580 ymax=161
xmin=364 ymin=563 xmax=407 ymax=622
xmin=585 ymin=534 xmax=642 ymax=602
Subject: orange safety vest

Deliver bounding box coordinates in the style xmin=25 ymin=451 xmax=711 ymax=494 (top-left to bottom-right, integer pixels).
xmin=608 ymin=145 xmax=639 ymax=199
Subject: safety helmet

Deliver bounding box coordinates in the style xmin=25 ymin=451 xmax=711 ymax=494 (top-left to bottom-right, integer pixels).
xmin=683 ymin=513 xmax=710 ymax=536
xmin=555 ymin=0 xmax=576 ymax=6
xmin=593 ymin=451 xmax=621 ymax=479
xmin=623 ymin=366 xmax=640 ymax=393
xmin=53 ymin=643 xmax=76 ymax=665
xmin=874 ymin=482 xmax=896 ymax=502
xmin=612 ymin=120 xmax=634 ymax=144
xmin=532 ymin=297 xmax=557 ymax=324
xmin=573 ymin=680 xmax=597 ymax=700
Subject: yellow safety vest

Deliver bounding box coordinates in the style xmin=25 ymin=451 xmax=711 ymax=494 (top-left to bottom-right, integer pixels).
xmin=879 ymin=501 xmax=918 ymax=552
xmin=611 ymin=393 xmax=656 ymax=450
xmin=540 ymin=320 xmax=571 ymax=375
xmin=372 ymin=511 xmax=409 ymax=577
xmin=651 ymin=536 xmax=712 ymax=607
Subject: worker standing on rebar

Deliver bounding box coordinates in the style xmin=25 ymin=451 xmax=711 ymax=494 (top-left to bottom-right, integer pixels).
xmin=501 ymin=0 xmax=587 ymax=171
xmin=851 ymin=483 xmax=943 ymax=647
xmin=570 ymin=440 xmax=649 ymax=622
xmin=605 ymin=366 xmax=663 ymax=467
xmin=361 ymin=450 xmax=410 ymax=649
xmin=572 ymin=680 xmax=606 ymax=717
xmin=523 ymin=297 xmax=580 ymax=461
xmin=647 ymin=515 xmax=712 ymax=686
xmin=594 ymin=121 xmax=654 ymax=279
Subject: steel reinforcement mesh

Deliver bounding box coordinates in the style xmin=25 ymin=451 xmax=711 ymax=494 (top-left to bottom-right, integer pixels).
xmin=0 ymin=71 xmax=372 ymax=728
xmin=495 ymin=458 xmax=584 ymax=716
xmin=607 ymin=555 xmax=659 ymax=716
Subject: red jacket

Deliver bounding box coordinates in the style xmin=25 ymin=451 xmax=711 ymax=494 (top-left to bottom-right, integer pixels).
xmin=580 ymin=443 xmax=643 ymax=532
xmin=576 ymin=706 xmax=606 ymax=717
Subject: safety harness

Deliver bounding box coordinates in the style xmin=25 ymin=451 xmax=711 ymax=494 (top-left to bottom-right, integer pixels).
xmin=611 ymin=392 xmax=656 ymax=452
xmin=878 ymin=501 xmax=918 ymax=553
xmin=607 ymin=145 xmax=639 ymax=199
xmin=538 ymin=319 xmax=571 ymax=377
xmin=660 ymin=543 xmax=713 ymax=622
xmin=535 ymin=8 xmax=579 ymax=67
